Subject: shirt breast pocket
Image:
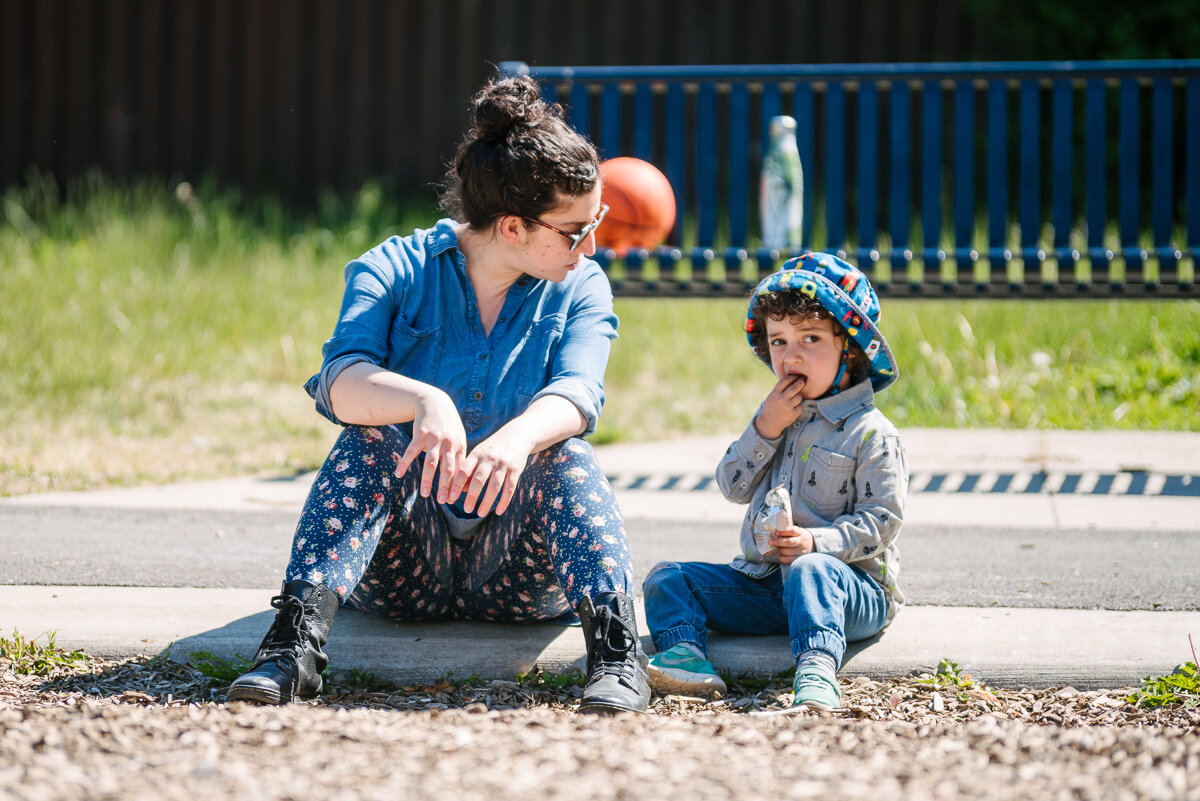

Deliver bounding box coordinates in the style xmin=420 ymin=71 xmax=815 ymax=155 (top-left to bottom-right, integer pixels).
xmin=388 ymin=314 xmax=443 ymax=386
xmin=796 ymin=446 xmax=856 ymax=521
xmin=516 ymin=314 xmax=565 ymax=401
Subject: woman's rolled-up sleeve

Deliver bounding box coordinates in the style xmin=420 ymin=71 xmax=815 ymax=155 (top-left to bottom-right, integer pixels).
xmin=304 ymin=256 xmax=398 ymax=425
xmin=531 ymin=266 xmax=619 ymax=435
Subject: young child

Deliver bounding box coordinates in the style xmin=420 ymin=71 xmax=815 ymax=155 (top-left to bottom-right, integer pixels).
xmin=641 ymin=252 xmax=907 ymax=710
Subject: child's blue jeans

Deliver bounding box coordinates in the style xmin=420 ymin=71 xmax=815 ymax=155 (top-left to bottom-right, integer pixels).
xmin=641 ymin=554 xmax=888 ymax=668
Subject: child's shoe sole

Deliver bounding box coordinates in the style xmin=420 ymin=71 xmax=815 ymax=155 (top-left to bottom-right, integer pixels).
xmin=647 ymin=664 xmax=728 ymax=696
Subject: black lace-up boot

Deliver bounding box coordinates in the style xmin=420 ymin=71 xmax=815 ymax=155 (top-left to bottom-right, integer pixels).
xmin=226 ymin=579 xmax=339 ymax=704
xmin=577 ymin=591 xmax=650 ymax=714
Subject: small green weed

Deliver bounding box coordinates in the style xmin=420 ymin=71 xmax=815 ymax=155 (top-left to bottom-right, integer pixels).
xmin=445 ymin=671 xmax=485 ymax=689
xmin=515 ymin=665 xmax=587 ymax=689
xmin=1128 ymin=637 xmax=1200 ymax=708
xmin=346 ymin=668 xmax=395 ymax=692
xmin=724 ymin=666 xmax=794 ymax=692
xmin=188 ymin=651 xmax=255 ymax=684
xmin=914 ymin=658 xmax=981 ymax=702
xmin=914 ymin=658 xmax=975 ymax=689
xmin=1127 ymin=662 xmax=1200 ymax=709
xmin=0 ymin=630 xmax=89 ymax=676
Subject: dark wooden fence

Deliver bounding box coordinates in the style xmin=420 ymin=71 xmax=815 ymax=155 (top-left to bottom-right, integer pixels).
xmin=1 ymin=0 xmax=1007 ymax=201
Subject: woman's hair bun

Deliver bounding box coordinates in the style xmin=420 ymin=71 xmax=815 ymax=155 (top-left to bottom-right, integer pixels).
xmin=471 ymin=76 xmax=550 ymax=142
xmin=440 ymin=73 xmax=598 ymax=227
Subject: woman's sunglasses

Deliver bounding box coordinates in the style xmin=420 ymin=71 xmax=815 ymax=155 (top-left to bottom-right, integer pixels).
xmin=523 ymin=203 xmax=609 ymax=252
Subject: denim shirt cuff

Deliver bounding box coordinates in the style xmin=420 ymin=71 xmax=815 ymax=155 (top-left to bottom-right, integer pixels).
xmin=532 ymin=378 xmax=602 ymax=436
xmin=304 ymin=354 xmax=373 ymax=425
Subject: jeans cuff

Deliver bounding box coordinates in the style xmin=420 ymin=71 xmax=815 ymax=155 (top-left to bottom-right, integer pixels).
xmin=651 ymin=623 xmax=708 ymax=655
xmin=790 ymin=631 xmax=844 ymax=665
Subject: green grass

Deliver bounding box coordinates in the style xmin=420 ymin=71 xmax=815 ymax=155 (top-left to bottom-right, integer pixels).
xmin=595 ymin=294 xmax=1200 ymax=441
xmin=0 ymin=629 xmax=89 ymax=676
xmin=2 ymin=176 xmax=1198 ymax=494
xmin=187 ymin=650 xmax=255 ymax=684
xmin=514 ymin=666 xmax=588 ymax=689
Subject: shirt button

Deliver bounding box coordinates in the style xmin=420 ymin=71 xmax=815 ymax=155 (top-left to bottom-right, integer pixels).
xmin=473 ymin=391 xmax=483 ymax=400
xmin=499 ymin=316 xmax=507 ymax=323
xmin=479 ymin=353 xmax=488 ymax=361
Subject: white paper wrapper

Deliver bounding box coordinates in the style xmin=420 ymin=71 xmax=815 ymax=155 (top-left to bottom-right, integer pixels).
xmin=752 ymin=485 xmax=793 ymax=556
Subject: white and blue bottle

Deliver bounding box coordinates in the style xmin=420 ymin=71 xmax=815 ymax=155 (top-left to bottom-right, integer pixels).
xmin=760 ymin=115 xmax=804 ymax=252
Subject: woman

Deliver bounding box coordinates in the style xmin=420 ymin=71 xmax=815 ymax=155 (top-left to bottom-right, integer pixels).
xmin=226 ymin=75 xmax=649 ymax=714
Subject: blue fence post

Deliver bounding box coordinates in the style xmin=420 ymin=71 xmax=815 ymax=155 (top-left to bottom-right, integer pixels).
xmin=922 ymin=79 xmax=946 ymax=289
xmin=826 ymin=82 xmax=847 ymax=257
xmin=1051 ymin=79 xmax=1078 ymax=290
xmin=601 ymin=83 xmax=622 ymax=160
xmin=987 ymin=79 xmax=1012 ymax=288
xmin=696 ymin=82 xmax=719 ymax=285
xmin=857 ymin=81 xmax=879 ymax=273
xmin=954 ymin=79 xmax=979 ymax=288
xmin=727 ymin=82 xmax=751 ymax=287
xmin=665 ymin=83 xmax=686 ymax=256
xmin=1085 ymin=78 xmax=1111 ymax=286
xmin=570 ymin=82 xmax=590 ymax=139
xmin=633 ymin=82 xmax=654 ymax=163
xmin=1189 ymin=78 xmax=1200 ymax=290
xmin=1019 ymin=79 xmax=1045 ymax=287
xmin=890 ymin=80 xmax=913 ymax=287
xmin=794 ymin=84 xmax=815 ymax=249
xmin=1119 ymin=78 xmax=1144 ymax=287
xmin=1151 ymin=78 xmax=1179 ymax=285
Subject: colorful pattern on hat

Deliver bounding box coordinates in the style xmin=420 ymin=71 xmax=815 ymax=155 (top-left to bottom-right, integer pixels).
xmin=744 ymin=252 xmax=898 ymax=392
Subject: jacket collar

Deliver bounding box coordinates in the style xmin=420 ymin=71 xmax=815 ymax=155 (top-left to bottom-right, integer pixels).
xmin=805 ymin=379 xmax=875 ymax=424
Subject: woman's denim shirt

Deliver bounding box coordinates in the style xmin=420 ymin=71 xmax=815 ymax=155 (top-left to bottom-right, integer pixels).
xmin=716 ymin=380 xmax=908 ymax=623
xmin=304 ymin=219 xmax=619 ymax=452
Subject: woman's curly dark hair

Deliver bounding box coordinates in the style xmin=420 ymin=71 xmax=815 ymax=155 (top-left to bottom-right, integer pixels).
xmin=748 ymin=290 xmax=871 ymax=388
xmin=439 ymin=75 xmax=600 ymax=228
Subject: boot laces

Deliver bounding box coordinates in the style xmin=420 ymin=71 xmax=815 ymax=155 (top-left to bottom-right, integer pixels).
xmin=589 ymin=606 xmax=640 ymax=686
xmin=253 ymin=595 xmax=310 ymax=666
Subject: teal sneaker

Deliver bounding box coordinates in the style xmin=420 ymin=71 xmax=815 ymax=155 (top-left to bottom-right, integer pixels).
xmin=647 ymin=644 xmax=728 ymax=696
xmin=791 ymin=666 xmax=841 ymax=710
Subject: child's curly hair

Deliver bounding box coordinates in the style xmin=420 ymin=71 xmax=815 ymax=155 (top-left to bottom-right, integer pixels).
xmin=748 ymin=290 xmax=871 ymax=388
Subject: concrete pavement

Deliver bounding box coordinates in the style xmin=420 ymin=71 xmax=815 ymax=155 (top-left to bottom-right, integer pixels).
xmin=2 ymin=428 xmax=1198 ymax=690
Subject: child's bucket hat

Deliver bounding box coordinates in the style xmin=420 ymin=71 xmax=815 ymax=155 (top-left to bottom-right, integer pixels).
xmin=744 ymin=252 xmax=898 ymax=393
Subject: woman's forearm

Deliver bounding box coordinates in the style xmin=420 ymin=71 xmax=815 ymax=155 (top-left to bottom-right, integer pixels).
xmin=328 ymin=361 xmax=446 ymax=426
xmin=500 ymin=394 xmax=588 ymax=455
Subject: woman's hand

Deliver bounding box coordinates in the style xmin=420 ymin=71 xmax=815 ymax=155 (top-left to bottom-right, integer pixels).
xmin=396 ymin=387 xmax=468 ymax=503
xmin=768 ymin=525 xmax=815 ymax=565
xmin=445 ymin=394 xmax=586 ymax=516
xmin=754 ymin=375 xmax=806 ymax=440
xmin=449 ymin=427 xmax=536 ymax=516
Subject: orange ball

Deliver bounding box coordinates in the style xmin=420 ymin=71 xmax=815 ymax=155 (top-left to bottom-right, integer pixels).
xmin=595 ymin=157 xmax=676 ymax=256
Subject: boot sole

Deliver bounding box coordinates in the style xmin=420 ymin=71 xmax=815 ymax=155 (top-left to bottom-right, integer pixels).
xmin=577 ymin=700 xmax=647 ymax=715
xmin=225 ymin=684 xmax=290 ymax=704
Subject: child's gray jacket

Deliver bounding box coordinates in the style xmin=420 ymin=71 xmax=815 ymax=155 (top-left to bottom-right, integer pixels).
xmin=716 ymin=380 xmax=907 ymax=624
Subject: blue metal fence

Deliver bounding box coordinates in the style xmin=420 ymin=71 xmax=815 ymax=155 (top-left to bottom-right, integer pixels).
xmin=501 ymin=61 xmax=1200 ymax=297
